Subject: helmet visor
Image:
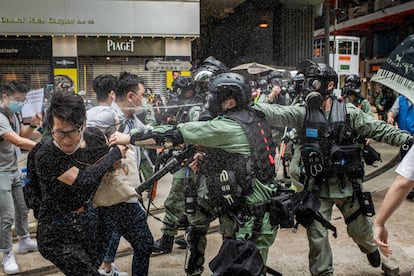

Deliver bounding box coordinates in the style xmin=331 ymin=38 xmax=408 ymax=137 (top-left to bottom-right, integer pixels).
xmin=193 ymin=70 xmax=214 ymax=82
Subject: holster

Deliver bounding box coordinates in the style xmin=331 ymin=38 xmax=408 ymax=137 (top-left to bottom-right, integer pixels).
xmin=357 ymin=191 xmax=375 ymax=217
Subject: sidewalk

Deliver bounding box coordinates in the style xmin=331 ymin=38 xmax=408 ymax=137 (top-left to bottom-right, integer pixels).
xmin=4 ymin=141 xmax=413 ymax=276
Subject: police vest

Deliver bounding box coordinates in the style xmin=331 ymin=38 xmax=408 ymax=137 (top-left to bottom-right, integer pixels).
xmin=200 ymin=108 xmax=276 ymax=210
xmin=397 ymin=96 xmax=414 ymax=135
xmin=299 ymin=97 xmax=360 ymax=177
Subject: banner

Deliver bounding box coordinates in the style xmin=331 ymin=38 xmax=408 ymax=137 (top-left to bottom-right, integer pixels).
xmin=371 ymin=35 xmax=414 ymax=104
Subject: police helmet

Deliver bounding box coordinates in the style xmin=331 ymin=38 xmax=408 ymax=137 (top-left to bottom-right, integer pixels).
xmin=267 ymin=70 xmax=283 ymax=86
xmin=209 ymin=72 xmax=250 ymax=108
xmin=193 ymin=58 xmax=227 ymax=95
xmin=172 ymin=76 xmax=195 ymax=99
xmin=304 ymin=62 xmax=338 ymax=94
xmin=344 ymin=74 xmax=361 ymax=88
xmin=193 ymin=64 xmax=224 ymax=83
xmin=201 ymin=56 xmax=227 ymax=71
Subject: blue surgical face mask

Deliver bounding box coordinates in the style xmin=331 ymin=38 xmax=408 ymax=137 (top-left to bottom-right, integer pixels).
xmin=8 ymin=101 xmax=25 ymax=113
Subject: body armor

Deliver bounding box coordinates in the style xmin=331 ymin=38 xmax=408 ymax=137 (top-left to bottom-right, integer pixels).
xmin=299 ymin=96 xmax=360 ymax=178
xmin=200 ymin=109 xmax=276 ymax=211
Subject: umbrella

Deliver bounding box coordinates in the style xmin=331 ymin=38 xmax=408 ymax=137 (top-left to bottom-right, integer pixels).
xmin=231 ymin=62 xmax=278 ymax=75
xmin=371 ymin=34 xmax=414 ymax=104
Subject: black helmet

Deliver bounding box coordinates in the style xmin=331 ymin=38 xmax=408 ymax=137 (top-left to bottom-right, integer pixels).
xmin=193 ymin=58 xmax=227 ymax=95
xmin=193 ymin=64 xmax=224 ymax=83
xmin=209 ymin=72 xmax=250 ymax=108
xmin=267 ymin=70 xmax=283 ymax=85
xmin=344 ymin=74 xmax=361 ymax=88
xmin=172 ymin=76 xmax=195 ymax=99
xmin=201 ymin=56 xmax=227 ymax=71
xmin=304 ymin=62 xmax=338 ymax=94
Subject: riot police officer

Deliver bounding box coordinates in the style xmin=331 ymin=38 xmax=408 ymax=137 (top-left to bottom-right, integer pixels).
xmin=152 ymin=60 xmax=226 ymax=255
xmin=342 ymin=74 xmax=374 ymax=116
xmin=110 ymin=72 xmax=287 ymax=276
xmin=253 ymin=61 xmax=413 ymax=276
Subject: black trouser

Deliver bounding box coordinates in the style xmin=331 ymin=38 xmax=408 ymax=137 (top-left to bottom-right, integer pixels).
xmin=37 ymin=207 xmax=110 ymax=276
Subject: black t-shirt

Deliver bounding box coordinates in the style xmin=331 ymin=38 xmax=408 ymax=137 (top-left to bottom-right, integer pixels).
xmin=35 ymin=129 xmax=109 ymax=219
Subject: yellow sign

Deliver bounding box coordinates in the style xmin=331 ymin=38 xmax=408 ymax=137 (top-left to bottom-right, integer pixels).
xmin=166 ymin=70 xmax=191 ymax=90
xmin=53 ymin=68 xmax=78 ymax=93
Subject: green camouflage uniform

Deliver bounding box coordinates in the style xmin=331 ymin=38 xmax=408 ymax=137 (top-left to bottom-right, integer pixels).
xmin=156 ymin=117 xmax=279 ymax=274
xmin=253 ymin=102 xmax=411 ymax=276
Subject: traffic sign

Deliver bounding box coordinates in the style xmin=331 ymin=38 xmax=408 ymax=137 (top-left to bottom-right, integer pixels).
xmin=145 ymin=60 xmax=192 ymax=71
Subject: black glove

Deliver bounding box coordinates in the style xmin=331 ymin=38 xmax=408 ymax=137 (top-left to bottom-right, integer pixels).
xmin=400 ymin=137 xmax=413 ymax=160
xmin=130 ymin=128 xmax=184 ymax=148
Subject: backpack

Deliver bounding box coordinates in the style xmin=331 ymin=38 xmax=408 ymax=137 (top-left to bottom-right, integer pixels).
xmin=23 ymin=141 xmax=43 ymax=219
xmin=209 ymin=239 xmax=282 ymax=276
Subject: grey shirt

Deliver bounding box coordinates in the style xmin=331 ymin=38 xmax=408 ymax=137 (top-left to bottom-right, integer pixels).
xmin=86 ymin=105 xmax=118 ymax=137
xmin=0 ymin=112 xmax=20 ymax=171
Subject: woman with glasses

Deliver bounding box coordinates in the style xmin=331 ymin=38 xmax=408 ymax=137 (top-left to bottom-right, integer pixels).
xmin=0 ymin=80 xmax=42 ymax=274
xmin=31 ymin=91 xmax=127 ymax=275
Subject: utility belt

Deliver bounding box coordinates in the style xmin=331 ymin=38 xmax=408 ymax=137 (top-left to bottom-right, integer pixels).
xmin=247 ymin=187 xmax=295 ymax=228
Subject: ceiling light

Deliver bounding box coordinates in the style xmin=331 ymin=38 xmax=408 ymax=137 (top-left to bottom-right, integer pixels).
xmin=259 ymin=21 xmax=269 ymax=28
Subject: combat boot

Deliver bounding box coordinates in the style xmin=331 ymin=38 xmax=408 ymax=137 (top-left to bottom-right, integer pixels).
xmin=174 ymin=236 xmax=187 ymax=249
xmin=152 ymin=234 xmax=174 ymax=254
xmin=367 ymin=249 xmax=381 ymax=267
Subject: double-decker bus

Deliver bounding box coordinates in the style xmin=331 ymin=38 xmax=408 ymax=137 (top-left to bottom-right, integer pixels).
xmin=313 ymin=35 xmax=360 ymax=89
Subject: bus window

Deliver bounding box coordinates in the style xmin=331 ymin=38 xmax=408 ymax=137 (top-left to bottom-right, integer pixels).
xmin=353 ymin=41 xmax=359 ymax=55
xmin=330 ymin=41 xmax=335 ymax=54
xmin=338 ymin=41 xmax=352 ymax=54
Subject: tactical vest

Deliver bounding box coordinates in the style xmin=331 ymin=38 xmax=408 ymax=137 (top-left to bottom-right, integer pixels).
xmin=200 ymin=108 xmax=276 ymax=210
xmin=299 ymin=97 xmax=360 ymax=177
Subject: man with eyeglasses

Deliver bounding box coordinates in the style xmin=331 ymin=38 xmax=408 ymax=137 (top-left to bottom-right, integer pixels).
xmin=0 ymin=80 xmax=42 ymax=274
xmin=98 ymin=71 xmax=153 ymax=276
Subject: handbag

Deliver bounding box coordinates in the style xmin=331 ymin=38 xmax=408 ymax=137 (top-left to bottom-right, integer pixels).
xmin=92 ymin=145 xmax=140 ymax=207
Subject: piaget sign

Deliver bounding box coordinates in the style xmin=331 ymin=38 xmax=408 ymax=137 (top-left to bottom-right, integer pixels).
xmin=1 ymin=17 xmax=95 ymax=25
xmin=107 ymin=39 xmax=135 ymax=53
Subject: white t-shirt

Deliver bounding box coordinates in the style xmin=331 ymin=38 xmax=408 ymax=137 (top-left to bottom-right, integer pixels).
xmin=396 ymin=146 xmax=414 ymax=182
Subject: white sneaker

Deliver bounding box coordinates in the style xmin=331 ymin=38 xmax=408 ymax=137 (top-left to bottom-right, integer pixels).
xmin=98 ymin=263 xmax=128 ymax=276
xmin=3 ymin=251 xmax=19 ymax=274
xmin=16 ymin=237 xmax=38 ymax=254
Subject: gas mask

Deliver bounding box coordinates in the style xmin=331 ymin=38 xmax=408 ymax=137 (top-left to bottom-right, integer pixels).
xmin=199 ymin=91 xmax=220 ymax=121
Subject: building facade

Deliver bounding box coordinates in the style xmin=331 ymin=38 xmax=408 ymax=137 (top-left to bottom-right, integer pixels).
xmin=0 ymin=0 xmax=199 ymax=97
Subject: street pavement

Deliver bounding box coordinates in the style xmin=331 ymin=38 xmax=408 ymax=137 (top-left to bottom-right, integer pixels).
xmin=3 ymin=140 xmax=414 ymax=276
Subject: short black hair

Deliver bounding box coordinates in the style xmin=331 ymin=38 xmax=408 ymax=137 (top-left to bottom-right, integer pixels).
xmin=2 ymin=80 xmax=29 ymax=95
xmin=47 ymin=91 xmax=86 ymax=129
xmin=116 ymin=71 xmax=144 ymax=99
xmin=92 ymin=74 xmax=118 ymax=102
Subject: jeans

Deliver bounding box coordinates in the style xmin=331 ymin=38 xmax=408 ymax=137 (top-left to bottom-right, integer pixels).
xmin=0 ymin=169 xmax=30 ymax=253
xmin=101 ymin=202 xmax=153 ymax=276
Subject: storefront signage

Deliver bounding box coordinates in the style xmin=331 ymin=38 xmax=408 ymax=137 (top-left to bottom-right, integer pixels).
xmin=0 ymin=37 xmax=51 ymax=58
xmin=53 ymin=57 xmax=77 ymax=68
xmin=0 ymin=0 xmax=199 ymax=36
xmin=107 ymin=39 xmax=135 ymax=53
xmin=1 ymin=17 xmax=95 ymax=25
xmin=145 ymin=60 xmax=192 ymax=71
xmin=77 ymin=37 xmax=165 ymax=57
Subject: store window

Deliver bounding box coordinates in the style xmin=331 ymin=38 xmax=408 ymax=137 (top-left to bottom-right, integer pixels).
xmin=0 ymin=59 xmax=51 ymax=90
xmin=78 ymin=57 xmax=166 ymax=104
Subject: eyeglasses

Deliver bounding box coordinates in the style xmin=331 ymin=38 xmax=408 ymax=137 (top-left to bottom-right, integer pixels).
xmin=51 ymin=126 xmax=83 ymax=140
xmin=7 ymin=95 xmax=27 ymax=104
